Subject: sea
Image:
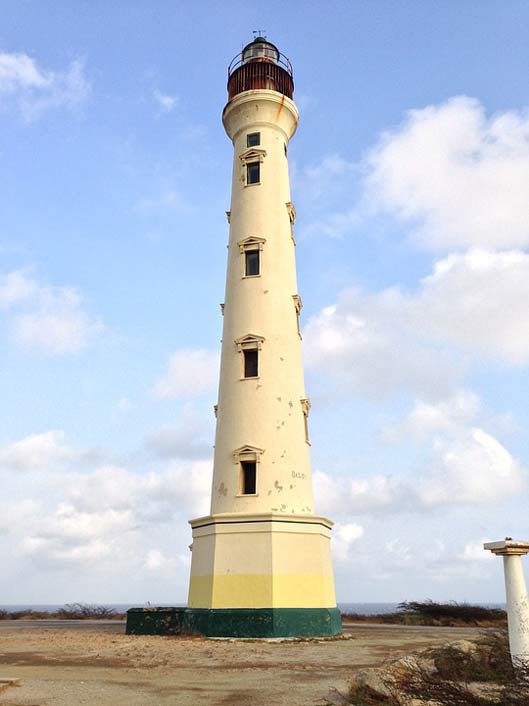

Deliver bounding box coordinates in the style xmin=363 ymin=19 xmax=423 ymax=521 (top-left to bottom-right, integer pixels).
xmin=0 ymin=602 xmax=506 ymax=614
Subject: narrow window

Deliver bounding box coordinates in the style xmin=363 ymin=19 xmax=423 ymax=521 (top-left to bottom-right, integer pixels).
xmin=303 ymin=413 xmax=310 ymax=445
xmin=241 ymin=461 xmax=257 ymax=494
xmin=301 ymin=398 xmax=311 ymax=445
xmin=245 ymin=249 xmax=260 ymax=276
xmin=293 ymin=295 xmax=302 ymax=338
xmin=286 ymin=202 xmax=296 ymax=244
xmin=247 ymin=132 xmax=260 ymax=147
xmin=243 ymin=349 xmax=258 ymax=378
xmin=247 ymin=162 xmax=260 ymax=185
xmin=284 ymin=142 xmax=287 ymax=156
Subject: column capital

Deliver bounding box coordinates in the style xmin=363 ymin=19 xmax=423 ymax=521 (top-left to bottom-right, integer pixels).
xmin=484 ymin=539 xmax=529 ymax=556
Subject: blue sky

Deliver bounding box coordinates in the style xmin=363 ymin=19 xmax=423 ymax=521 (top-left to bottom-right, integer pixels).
xmin=1 ymin=0 xmax=529 ymax=604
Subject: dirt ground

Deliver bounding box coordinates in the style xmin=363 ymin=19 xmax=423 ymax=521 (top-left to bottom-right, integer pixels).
xmin=0 ymin=621 xmax=486 ymax=706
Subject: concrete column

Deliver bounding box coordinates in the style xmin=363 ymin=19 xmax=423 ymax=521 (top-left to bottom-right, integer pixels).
xmin=484 ymin=539 xmax=529 ymax=668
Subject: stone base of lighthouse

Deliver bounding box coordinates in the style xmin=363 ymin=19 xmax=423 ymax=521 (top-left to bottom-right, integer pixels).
xmin=188 ymin=512 xmax=341 ymax=637
xmin=126 ymin=513 xmax=342 ymax=637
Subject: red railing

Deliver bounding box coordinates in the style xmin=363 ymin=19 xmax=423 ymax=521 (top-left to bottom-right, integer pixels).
xmin=227 ymin=53 xmax=294 ymax=100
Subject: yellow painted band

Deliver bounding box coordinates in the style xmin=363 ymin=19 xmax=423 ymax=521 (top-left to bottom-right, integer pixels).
xmin=188 ymin=573 xmax=336 ymax=609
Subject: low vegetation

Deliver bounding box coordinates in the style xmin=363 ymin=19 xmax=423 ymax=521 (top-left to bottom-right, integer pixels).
xmin=343 ymin=631 xmax=529 ymax=706
xmin=0 ymin=603 xmax=125 ymax=620
xmin=1 ymin=599 xmax=506 ymax=627
xmin=342 ymin=600 xmax=507 ymax=628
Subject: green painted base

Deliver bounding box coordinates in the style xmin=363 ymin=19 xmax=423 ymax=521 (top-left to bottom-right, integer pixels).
xmin=126 ymin=607 xmax=342 ymax=638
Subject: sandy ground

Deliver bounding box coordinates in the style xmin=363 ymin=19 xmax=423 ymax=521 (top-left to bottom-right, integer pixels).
xmin=0 ymin=621 xmax=486 ymax=706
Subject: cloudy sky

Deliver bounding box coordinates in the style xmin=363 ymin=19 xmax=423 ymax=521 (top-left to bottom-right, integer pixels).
xmin=1 ymin=0 xmax=528 ymax=605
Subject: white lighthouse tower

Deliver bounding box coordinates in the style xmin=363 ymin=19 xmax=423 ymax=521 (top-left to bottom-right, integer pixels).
xmin=183 ymin=37 xmax=341 ymax=638
xmin=125 ymin=38 xmax=340 ymax=638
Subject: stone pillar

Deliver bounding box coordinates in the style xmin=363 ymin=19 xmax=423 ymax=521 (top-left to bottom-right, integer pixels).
xmin=484 ymin=539 xmax=529 ymax=667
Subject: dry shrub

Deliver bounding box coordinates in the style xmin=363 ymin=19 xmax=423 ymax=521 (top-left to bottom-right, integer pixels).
xmin=342 ymin=601 xmax=506 ymax=628
xmin=55 ymin=603 xmax=117 ymax=619
xmin=0 ymin=604 xmax=123 ymax=620
xmin=0 ymin=610 xmax=50 ymax=620
xmin=398 ymin=601 xmax=506 ymax=627
xmin=348 ymin=632 xmax=529 ymax=706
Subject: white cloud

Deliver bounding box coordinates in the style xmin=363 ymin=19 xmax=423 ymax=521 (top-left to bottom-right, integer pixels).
xmin=459 ymin=539 xmax=495 ymax=563
xmin=144 ymin=548 xmax=171 ymax=570
xmin=304 ymin=287 xmax=461 ymax=399
xmin=296 ymin=155 xmax=355 ymax=200
xmin=0 ymin=500 xmax=39 ymax=536
xmin=66 ymin=461 xmax=211 ymax=521
xmin=0 ymin=269 xmax=104 ymax=354
xmin=146 ymin=406 xmax=213 ymax=459
xmin=0 ymin=52 xmax=89 ymax=121
xmin=21 ymin=536 xmax=111 ymax=563
xmin=365 ymin=96 xmax=529 ymax=251
xmin=418 ymin=427 xmax=524 ymax=507
xmin=332 ymin=522 xmax=364 ymax=561
xmin=382 ymin=390 xmax=480 ymax=442
xmin=135 ymin=187 xmax=188 ymax=213
xmin=117 ymin=397 xmax=134 ymax=413
xmin=17 ymin=500 xmax=133 ymax=567
xmin=32 ymin=504 xmax=134 ymax=545
xmin=144 ymin=548 xmax=189 ymax=574
xmin=0 ymin=52 xmax=51 ymax=90
xmin=153 ymin=89 xmax=178 ymax=113
xmin=14 ymin=291 xmax=104 ymax=354
xmin=383 ymin=539 xmax=413 ymax=568
xmin=154 ymin=349 xmax=219 ymax=399
xmin=292 ymin=155 xmax=360 ymax=239
xmin=314 ymin=469 xmax=406 ymax=516
xmin=0 ymin=270 xmax=37 ymax=307
xmin=329 ymin=527 xmax=500 ymax=593
xmin=4 ymin=452 xmax=211 ymax=570
xmin=409 ymin=249 xmax=529 ymax=365
xmin=315 ymin=425 xmax=525 ymax=515
xmin=0 ymin=430 xmax=79 ymax=472
xmin=304 ymin=249 xmax=529 ymax=397
xmin=65 ymin=465 xmax=138 ymax=514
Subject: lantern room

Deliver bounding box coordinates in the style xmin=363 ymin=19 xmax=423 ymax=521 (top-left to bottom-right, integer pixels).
xmin=227 ymin=37 xmax=294 ymax=101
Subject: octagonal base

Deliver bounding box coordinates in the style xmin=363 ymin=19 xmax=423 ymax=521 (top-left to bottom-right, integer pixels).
xmin=126 ymin=606 xmax=342 ymax=637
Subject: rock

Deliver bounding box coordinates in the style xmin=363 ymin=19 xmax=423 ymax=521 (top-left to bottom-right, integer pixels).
xmin=353 ymin=667 xmax=396 ymax=698
xmin=349 ymin=635 xmax=512 ymax=705
xmin=324 ymin=686 xmax=351 ymax=705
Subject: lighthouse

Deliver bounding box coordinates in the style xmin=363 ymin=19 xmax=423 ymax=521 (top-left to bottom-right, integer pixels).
xmin=126 ymin=37 xmax=341 ymax=638
xmin=184 ymin=37 xmax=341 ymax=638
